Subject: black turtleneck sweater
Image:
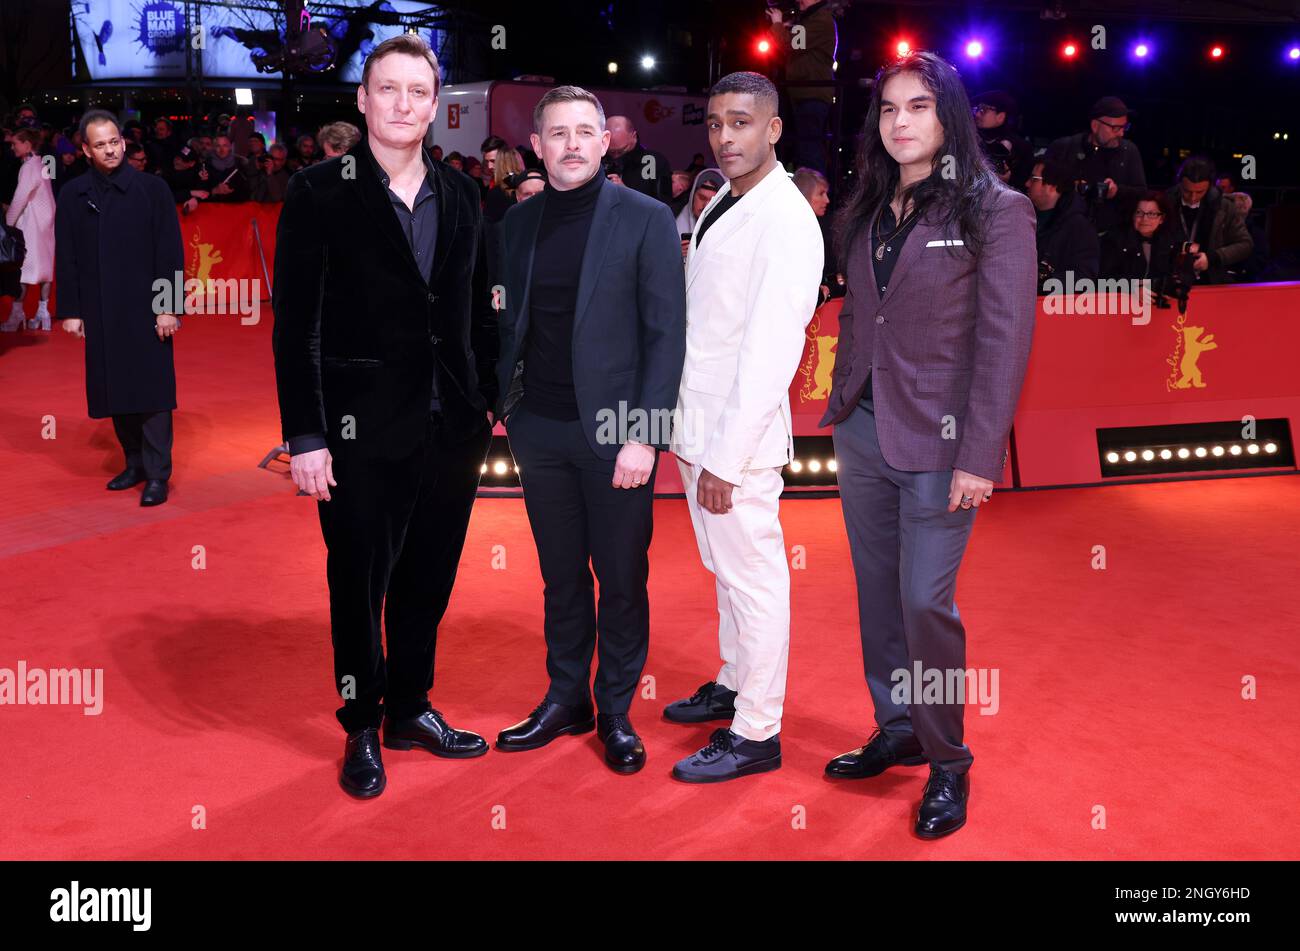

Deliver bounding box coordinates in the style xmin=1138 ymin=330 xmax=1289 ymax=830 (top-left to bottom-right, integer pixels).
xmin=523 ymin=170 xmax=603 ymax=420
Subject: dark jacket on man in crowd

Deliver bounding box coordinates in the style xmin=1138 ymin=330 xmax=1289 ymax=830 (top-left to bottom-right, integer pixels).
xmin=1099 ymin=225 xmax=1176 ymax=284
xmin=1035 ymin=190 xmax=1100 ymax=293
xmin=771 ymin=1 xmax=837 ymax=104
xmin=1044 ymin=131 xmax=1147 ymax=235
xmin=606 ymin=142 xmax=673 ymax=203
xmin=1161 ymin=183 xmax=1253 ymax=285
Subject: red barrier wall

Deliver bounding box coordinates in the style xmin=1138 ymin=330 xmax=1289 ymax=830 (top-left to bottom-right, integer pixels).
xmin=1013 ymin=282 xmax=1300 ymax=486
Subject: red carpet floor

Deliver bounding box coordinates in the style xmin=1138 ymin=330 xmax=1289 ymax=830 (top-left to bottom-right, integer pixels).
xmin=2 ymin=315 xmax=1298 ymax=860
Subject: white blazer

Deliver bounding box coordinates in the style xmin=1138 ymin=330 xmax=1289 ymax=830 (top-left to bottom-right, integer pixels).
xmin=670 ymin=162 xmax=824 ymax=485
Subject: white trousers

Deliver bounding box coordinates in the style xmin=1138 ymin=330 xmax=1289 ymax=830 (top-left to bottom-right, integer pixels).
xmin=678 ymin=458 xmax=790 ymax=741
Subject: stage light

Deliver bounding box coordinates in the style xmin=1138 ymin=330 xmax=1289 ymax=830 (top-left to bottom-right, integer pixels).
xmin=480 ymin=464 xmax=488 ymax=474
xmin=808 ymin=459 xmax=822 ymax=473
xmin=234 ymin=88 xmax=253 ymax=106
xmin=828 ymin=458 xmax=838 ymax=472
xmin=1106 ymin=451 xmax=1120 ymax=464
xmin=1289 ymin=46 xmax=1300 ymax=61
xmin=1209 ymin=45 xmax=1225 ymax=60
xmin=1212 ymin=445 xmax=1225 ymax=456
xmin=1062 ymin=42 xmax=1078 ymax=59
xmin=1275 ymin=132 xmax=1282 ymax=140
xmin=640 ymin=54 xmax=655 ymax=70
xmin=1141 ymin=450 xmax=1155 ymax=461
xmin=1159 ymin=449 xmax=1172 ymax=460
xmin=1194 ymin=447 xmax=1208 ymax=458
xmin=895 ymin=39 xmax=911 ymax=56
xmin=1230 ymin=445 xmax=1242 ymax=456
xmin=493 ymin=460 xmax=508 ymax=475
xmin=1177 ymin=448 xmax=1190 ymax=459
xmin=790 ymin=460 xmax=804 ymax=473
xmin=1265 ymin=442 xmax=1278 ymax=453
xmin=1134 ymin=42 xmax=1151 ymax=59
xmin=1123 ymin=451 xmax=1137 ymax=462
xmin=757 ymin=38 xmax=772 ymax=55
xmin=1248 ymin=443 xmax=1260 ymax=454
xmin=607 ymin=61 xmax=618 ymax=74
xmin=965 ymin=40 xmax=985 ymax=59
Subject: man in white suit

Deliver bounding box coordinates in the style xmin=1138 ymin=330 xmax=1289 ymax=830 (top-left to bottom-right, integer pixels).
xmin=665 ymin=72 xmax=823 ymax=783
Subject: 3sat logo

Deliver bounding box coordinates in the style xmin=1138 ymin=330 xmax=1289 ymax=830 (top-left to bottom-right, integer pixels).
xmin=448 ymin=104 xmax=460 ymax=129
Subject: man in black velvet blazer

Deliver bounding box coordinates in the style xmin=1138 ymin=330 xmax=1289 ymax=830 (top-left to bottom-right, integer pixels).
xmin=492 ymin=86 xmax=686 ymax=774
xmin=271 ymin=35 xmax=497 ymax=799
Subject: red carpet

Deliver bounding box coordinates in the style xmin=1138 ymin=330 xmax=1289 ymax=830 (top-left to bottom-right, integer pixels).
xmin=2 ymin=316 xmax=1298 ymax=860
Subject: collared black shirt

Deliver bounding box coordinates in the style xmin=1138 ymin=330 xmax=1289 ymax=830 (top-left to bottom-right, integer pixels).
xmin=859 ymin=202 xmax=921 ymax=411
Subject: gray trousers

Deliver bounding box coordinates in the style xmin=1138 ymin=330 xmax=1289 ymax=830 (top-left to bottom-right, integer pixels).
xmin=832 ymin=398 xmax=977 ymax=773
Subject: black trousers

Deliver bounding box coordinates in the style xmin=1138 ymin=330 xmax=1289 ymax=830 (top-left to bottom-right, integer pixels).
xmin=111 ymin=411 xmax=173 ymax=481
xmin=318 ymin=413 xmax=491 ymax=733
xmin=505 ymin=403 xmax=656 ymax=714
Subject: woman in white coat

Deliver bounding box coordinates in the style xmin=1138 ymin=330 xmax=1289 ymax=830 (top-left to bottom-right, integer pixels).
xmin=2 ymin=129 xmax=57 ymax=331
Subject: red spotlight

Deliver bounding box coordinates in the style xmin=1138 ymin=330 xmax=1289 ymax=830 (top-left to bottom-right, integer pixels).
xmin=895 ymin=39 xmax=912 ymax=57
xmin=1062 ymin=41 xmax=1078 ymax=59
xmin=756 ymin=37 xmax=771 ymax=55
xmin=1209 ymin=44 xmax=1225 ymax=59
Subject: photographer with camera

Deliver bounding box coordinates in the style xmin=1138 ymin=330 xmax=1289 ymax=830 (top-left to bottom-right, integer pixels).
xmin=1044 ymin=96 xmax=1146 ymax=237
xmin=1026 ymin=157 xmax=1099 ymax=294
xmin=972 ymin=90 xmax=1033 ymax=189
xmin=765 ymin=0 xmax=838 ymax=174
xmin=1162 ymin=156 xmax=1253 ymax=286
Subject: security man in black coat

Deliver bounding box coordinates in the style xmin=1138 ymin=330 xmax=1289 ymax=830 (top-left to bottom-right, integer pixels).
xmin=271 ymin=35 xmax=498 ymax=799
xmin=55 ymin=109 xmax=183 ymax=507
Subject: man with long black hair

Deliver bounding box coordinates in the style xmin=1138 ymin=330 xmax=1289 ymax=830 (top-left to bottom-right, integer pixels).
xmin=819 ymin=51 xmax=1037 ymax=837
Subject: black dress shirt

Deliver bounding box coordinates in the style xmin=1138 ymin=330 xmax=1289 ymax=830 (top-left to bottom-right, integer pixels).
xmin=859 ymin=202 xmax=921 ymax=410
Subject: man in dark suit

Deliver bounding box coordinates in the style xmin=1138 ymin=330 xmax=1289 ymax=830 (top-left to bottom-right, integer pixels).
xmin=493 ymin=86 xmax=686 ymax=774
xmin=271 ymin=34 xmax=498 ymax=800
xmin=820 ymin=52 xmax=1038 ymax=838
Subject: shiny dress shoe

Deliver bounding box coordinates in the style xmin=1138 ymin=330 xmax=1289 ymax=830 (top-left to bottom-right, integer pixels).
xmin=915 ymin=764 xmax=969 ymax=839
xmin=596 ymin=713 xmax=645 ymax=774
xmin=672 ymin=728 xmax=781 ymax=783
xmin=140 ymin=479 xmax=169 ymax=506
xmin=663 ymin=680 xmax=737 ymax=724
xmin=382 ymin=708 xmax=488 ymax=758
xmin=340 ymin=727 xmax=386 ymax=799
xmin=825 ymin=727 xmax=927 ymax=779
xmin=107 ymin=468 xmax=145 ymax=491
xmin=495 ymin=697 xmax=595 ymax=752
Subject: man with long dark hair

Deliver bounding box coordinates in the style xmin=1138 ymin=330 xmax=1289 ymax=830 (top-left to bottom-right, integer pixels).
xmin=819 ymin=51 xmax=1037 ymax=837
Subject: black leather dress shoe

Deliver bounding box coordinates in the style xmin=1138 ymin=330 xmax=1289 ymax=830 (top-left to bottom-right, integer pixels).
xmin=915 ymin=764 xmax=969 ymax=839
xmin=825 ymin=727 xmax=927 ymax=779
xmin=495 ymin=698 xmax=595 ymax=752
xmin=596 ymin=713 xmax=645 ymax=774
xmin=663 ymin=681 xmax=737 ymax=723
xmin=140 ymin=479 xmax=168 ymax=506
xmin=107 ymin=468 xmax=145 ymax=491
xmin=382 ymin=709 xmax=488 ymax=758
xmin=340 ymin=727 xmax=386 ymax=799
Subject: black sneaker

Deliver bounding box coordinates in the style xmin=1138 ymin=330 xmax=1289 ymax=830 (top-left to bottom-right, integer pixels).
xmin=663 ymin=681 xmax=737 ymax=724
xmin=671 ymin=728 xmax=781 ymax=783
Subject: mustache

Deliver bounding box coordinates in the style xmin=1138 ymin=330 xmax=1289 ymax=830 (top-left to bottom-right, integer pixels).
xmin=561 ymin=153 xmax=586 ymax=162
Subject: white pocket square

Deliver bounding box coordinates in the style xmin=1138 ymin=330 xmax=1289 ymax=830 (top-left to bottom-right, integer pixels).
xmin=925 ymin=239 xmax=964 ymax=247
